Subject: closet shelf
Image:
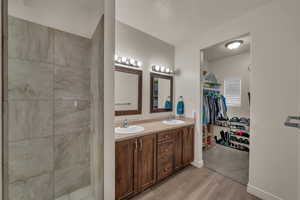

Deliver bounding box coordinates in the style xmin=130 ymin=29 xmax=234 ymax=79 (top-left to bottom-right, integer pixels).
xmin=229 ymin=121 xmax=250 ymax=126
xmin=203 ymin=87 xmax=220 ymax=91
xmin=231 ymin=134 xmax=249 ymax=139
xmin=230 ymin=128 xmax=249 ymax=134
xmin=203 ymin=81 xmax=222 ymax=86
xmin=231 ymin=141 xmax=249 ymax=147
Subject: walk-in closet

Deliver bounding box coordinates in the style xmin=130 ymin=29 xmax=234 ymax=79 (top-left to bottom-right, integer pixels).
xmin=201 ymin=35 xmax=251 ymax=185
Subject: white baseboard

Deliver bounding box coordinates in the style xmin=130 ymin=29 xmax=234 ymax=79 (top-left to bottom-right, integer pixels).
xmin=247 ymin=184 xmax=282 ymax=200
xmin=191 ymin=160 xmax=204 ymax=168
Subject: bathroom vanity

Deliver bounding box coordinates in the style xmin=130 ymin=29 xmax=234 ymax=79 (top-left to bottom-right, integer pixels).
xmin=115 ymin=118 xmax=195 ymax=200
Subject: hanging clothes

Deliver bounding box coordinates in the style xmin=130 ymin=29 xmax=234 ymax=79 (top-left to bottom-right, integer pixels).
xmin=202 ymin=90 xmax=228 ymax=125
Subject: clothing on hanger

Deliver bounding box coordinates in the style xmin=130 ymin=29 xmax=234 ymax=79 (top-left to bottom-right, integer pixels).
xmin=202 ymin=90 xmax=228 ymax=125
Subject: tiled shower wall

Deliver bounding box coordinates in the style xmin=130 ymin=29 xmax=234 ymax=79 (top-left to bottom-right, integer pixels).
xmin=7 ymin=16 xmax=92 ymax=200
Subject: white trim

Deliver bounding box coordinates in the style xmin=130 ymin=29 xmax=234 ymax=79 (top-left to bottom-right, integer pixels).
xmin=247 ymin=184 xmax=283 ymax=200
xmin=191 ymin=160 xmax=204 ymax=168
xmin=104 ymin=0 xmax=116 ymax=199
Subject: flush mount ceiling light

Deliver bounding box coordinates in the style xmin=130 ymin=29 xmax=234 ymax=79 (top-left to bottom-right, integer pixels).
xmin=114 ymin=55 xmax=143 ymax=68
xmin=152 ymin=65 xmax=173 ymax=75
xmin=225 ymin=40 xmax=243 ymax=50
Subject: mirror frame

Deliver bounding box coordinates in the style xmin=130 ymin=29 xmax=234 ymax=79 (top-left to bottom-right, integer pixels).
xmin=115 ymin=66 xmax=143 ymax=116
xmin=150 ymin=72 xmax=173 ymax=113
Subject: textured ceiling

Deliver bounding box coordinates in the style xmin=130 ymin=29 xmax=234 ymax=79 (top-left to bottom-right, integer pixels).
xmin=117 ymin=0 xmax=272 ymax=45
xmin=204 ymin=35 xmax=251 ymax=62
xmin=8 ymin=0 xmax=104 ymax=38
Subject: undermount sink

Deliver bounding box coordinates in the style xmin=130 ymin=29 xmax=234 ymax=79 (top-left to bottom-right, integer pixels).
xmin=162 ymin=119 xmax=185 ymax=125
xmin=115 ymin=125 xmax=145 ymax=134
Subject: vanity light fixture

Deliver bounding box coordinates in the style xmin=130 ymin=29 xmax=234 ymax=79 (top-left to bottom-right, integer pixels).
xmin=129 ymin=58 xmax=135 ymax=65
xmin=154 ymin=65 xmax=160 ymax=71
xmin=121 ymin=56 xmax=127 ymax=63
xmin=152 ymin=65 xmax=173 ymax=75
xmin=225 ymin=40 xmax=243 ymax=50
xmin=137 ymin=61 xmax=143 ymax=68
xmin=114 ymin=55 xmax=143 ymax=68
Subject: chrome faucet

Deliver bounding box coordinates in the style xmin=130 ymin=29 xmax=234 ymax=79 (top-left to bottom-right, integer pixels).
xmin=122 ymin=119 xmax=129 ymax=128
xmin=168 ymin=114 xmax=173 ymax=121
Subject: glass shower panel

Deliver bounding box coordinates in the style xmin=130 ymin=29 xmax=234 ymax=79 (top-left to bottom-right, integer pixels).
xmin=6 ymin=1 xmax=104 ymax=199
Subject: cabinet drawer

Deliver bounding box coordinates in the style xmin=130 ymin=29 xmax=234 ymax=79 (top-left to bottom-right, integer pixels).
xmin=157 ymin=153 xmax=172 ymax=165
xmin=157 ymin=161 xmax=173 ymax=180
xmin=157 ymin=131 xmax=174 ymax=142
xmin=158 ymin=141 xmax=173 ymax=158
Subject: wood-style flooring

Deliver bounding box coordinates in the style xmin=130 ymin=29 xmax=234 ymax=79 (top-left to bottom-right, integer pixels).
xmin=132 ymin=166 xmax=259 ymax=200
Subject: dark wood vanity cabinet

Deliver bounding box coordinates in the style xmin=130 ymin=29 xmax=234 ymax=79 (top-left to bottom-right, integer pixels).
xmin=116 ymin=135 xmax=156 ymax=200
xmin=182 ymin=126 xmax=195 ymax=166
xmin=157 ymin=130 xmax=175 ymax=181
xmin=115 ymin=139 xmax=138 ymax=200
xmin=174 ymin=129 xmax=183 ymax=171
xmin=138 ymin=135 xmax=157 ymax=191
xmin=116 ymin=125 xmax=194 ymax=200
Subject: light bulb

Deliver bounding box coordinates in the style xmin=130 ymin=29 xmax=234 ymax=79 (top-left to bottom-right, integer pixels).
xmin=155 ymin=65 xmax=160 ymax=71
xmin=137 ymin=61 xmax=143 ymax=67
xmin=161 ymin=66 xmax=165 ymax=72
xmin=114 ymin=55 xmax=118 ymax=61
xmin=121 ymin=56 xmax=127 ymax=63
xmin=166 ymin=68 xmax=170 ymax=73
xmin=130 ymin=58 xmax=136 ymax=66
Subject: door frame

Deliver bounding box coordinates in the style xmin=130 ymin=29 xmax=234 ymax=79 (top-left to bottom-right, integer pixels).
xmin=1 ymin=0 xmax=8 ymax=199
xmin=198 ymin=33 xmax=252 ymax=185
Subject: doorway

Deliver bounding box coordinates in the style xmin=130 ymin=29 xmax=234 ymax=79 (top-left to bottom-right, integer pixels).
xmin=200 ymin=34 xmax=251 ymax=185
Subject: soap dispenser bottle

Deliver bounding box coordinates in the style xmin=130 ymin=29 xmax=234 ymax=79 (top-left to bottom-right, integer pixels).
xmin=164 ymin=96 xmax=172 ymax=110
xmin=176 ymin=96 xmax=185 ymax=118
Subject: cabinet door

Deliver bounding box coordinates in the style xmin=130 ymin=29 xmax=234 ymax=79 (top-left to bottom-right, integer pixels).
xmin=174 ymin=129 xmax=183 ymax=171
xmin=138 ymin=134 xmax=157 ymax=191
xmin=157 ymin=140 xmax=174 ymax=180
xmin=182 ymin=126 xmax=194 ymax=166
xmin=116 ymin=139 xmax=138 ymax=200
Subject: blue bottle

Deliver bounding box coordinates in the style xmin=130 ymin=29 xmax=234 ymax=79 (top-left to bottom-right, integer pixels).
xmin=164 ymin=96 xmax=172 ymax=110
xmin=176 ymin=96 xmax=184 ymax=117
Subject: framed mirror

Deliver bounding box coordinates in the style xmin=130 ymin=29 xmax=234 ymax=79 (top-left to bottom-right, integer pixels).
xmin=115 ymin=66 xmax=142 ymax=116
xmin=150 ymin=73 xmax=173 ymax=113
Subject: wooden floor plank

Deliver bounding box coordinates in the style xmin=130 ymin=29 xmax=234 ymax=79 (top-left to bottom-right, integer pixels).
xmin=132 ymin=166 xmax=259 ymax=200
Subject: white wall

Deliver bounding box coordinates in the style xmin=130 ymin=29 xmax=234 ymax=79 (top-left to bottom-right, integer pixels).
xmin=208 ymin=52 xmax=251 ymax=118
xmin=175 ymin=1 xmax=300 ymax=200
xmin=103 ymin=0 xmax=115 ymax=199
xmin=115 ymin=21 xmax=175 ymax=121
